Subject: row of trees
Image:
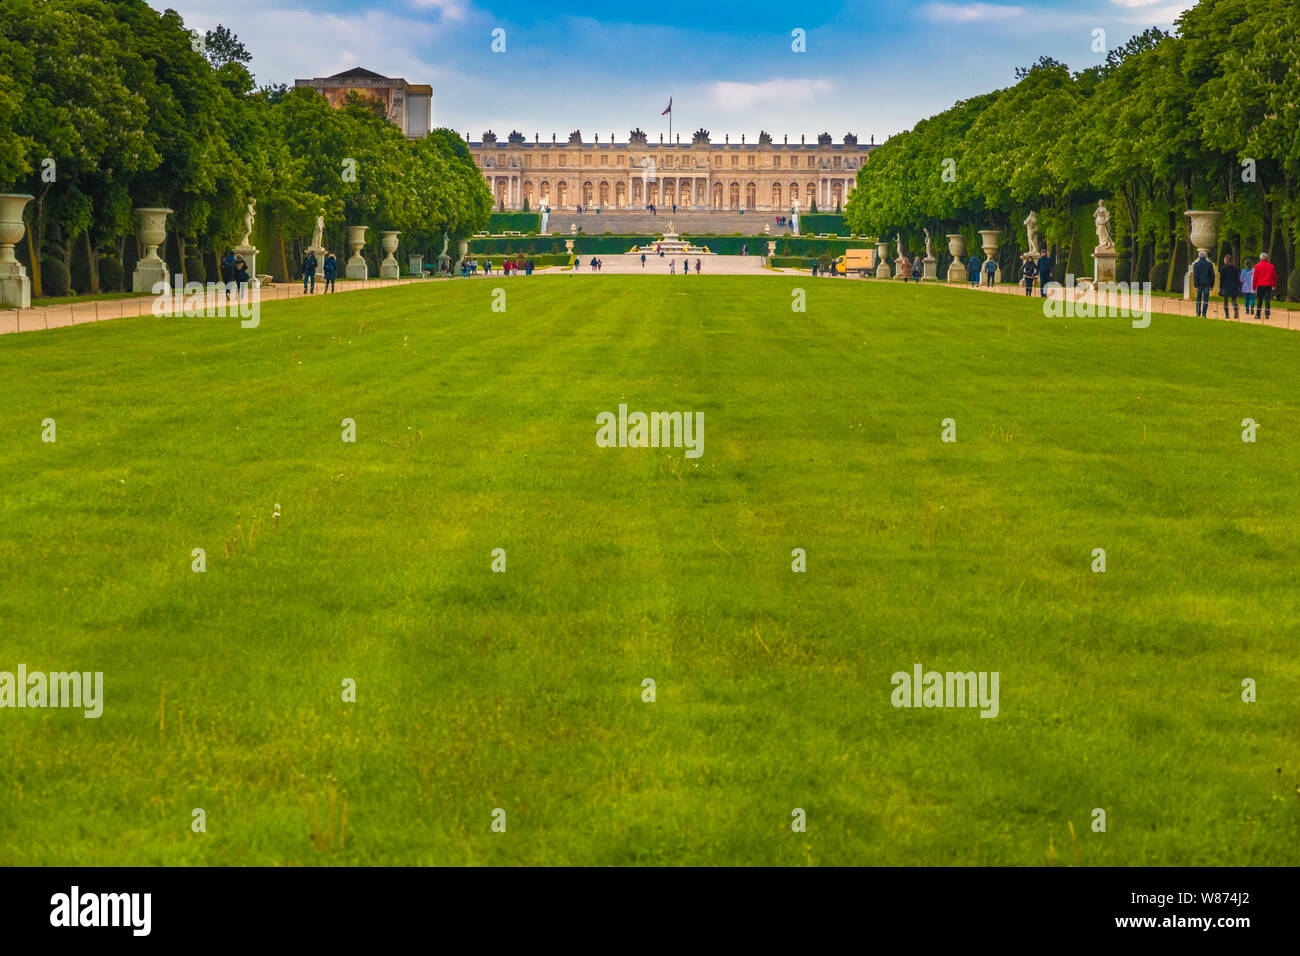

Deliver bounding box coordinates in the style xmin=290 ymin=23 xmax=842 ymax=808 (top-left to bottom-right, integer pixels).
xmin=0 ymin=0 xmax=491 ymax=297
xmin=846 ymin=0 xmax=1300 ymax=297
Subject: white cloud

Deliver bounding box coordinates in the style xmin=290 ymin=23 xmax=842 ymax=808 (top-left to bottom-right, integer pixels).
xmin=405 ymin=0 xmax=470 ymax=21
xmin=1110 ymin=0 xmax=1165 ymax=7
xmin=922 ymin=3 xmax=1024 ymax=23
xmin=709 ymin=78 xmax=834 ymax=111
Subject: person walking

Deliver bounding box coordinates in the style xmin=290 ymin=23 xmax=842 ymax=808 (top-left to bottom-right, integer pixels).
xmin=695 ymin=258 xmax=701 ymax=274
xmin=322 ymin=251 xmax=337 ymax=292
xmin=1035 ymin=251 xmax=1052 ymax=297
xmin=234 ymin=255 xmax=250 ymax=298
xmin=682 ymin=258 xmax=689 ymax=276
xmin=1022 ymin=259 xmax=1036 ymax=296
xmin=484 ymin=258 xmax=492 ymax=276
xmin=641 ymin=253 xmax=647 ymax=268
xmin=1219 ymin=254 xmax=1241 ymax=320
xmin=1253 ymin=252 xmax=1277 ymax=322
xmin=670 ymin=258 xmax=676 ymax=274
xmin=302 ymin=250 xmax=318 ymax=293
xmin=1192 ymin=250 xmax=1215 ymax=317
xmin=912 ymin=258 xmax=923 ymax=282
xmin=812 ymin=261 xmax=819 ymax=278
xmin=967 ymin=253 xmax=982 ymax=287
xmin=220 ymin=249 xmax=236 ymax=295
xmin=1240 ymin=259 xmax=1256 ymax=316
xmin=983 ymin=257 xmax=996 ymax=287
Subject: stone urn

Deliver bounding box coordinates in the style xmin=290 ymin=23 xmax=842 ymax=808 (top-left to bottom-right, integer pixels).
xmin=379 ymin=230 xmax=401 ymax=279
xmin=0 ymin=193 xmax=34 ymax=308
xmin=875 ymin=240 xmax=890 ymax=278
xmin=345 ymin=225 xmax=369 ymax=281
xmin=978 ymin=228 xmax=1002 ymax=283
xmin=946 ymin=233 xmax=966 ymax=283
xmin=132 ymin=207 xmax=174 ymax=292
xmin=1184 ymin=210 xmax=1223 ymax=296
xmin=1184 ymin=210 xmax=1222 ymax=256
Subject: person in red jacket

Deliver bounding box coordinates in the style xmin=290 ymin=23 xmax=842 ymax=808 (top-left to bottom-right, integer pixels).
xmin=1253 ymin=252 xmax=1278 ymax=322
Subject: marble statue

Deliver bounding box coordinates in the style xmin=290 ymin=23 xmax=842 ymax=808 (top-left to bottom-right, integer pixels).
xmin=1094 ymin=200 xmax=1114 ymax=250
xmin=240 ymin=199 xmax=256 ymax=247
xmin=895 ymin=233 xmax=905 ymax=260
xmin=1023 ymin=210 xmax=1039 ymax=255
xmin=666 ymin=220 xmax=675 ymax=235
xmin=923 ymin=227 xmax=933 ymax=259
xmin=311 ymin=211 xmax=324 ymax=249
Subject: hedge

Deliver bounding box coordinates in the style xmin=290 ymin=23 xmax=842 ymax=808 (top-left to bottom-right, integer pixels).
xmin=488 ymin=212 xmax=542 ymax=234
xmin=40 ymin=258 xmax=71 ymax=297
xmin=98 ymin=256 xmax=124 ymax=292
xmin=799 ymin=214 xmax=849 ymax=235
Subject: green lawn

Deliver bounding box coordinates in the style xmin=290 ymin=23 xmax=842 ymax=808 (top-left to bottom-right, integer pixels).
xmin=1 ymin=276 xmax=1297 ymax=866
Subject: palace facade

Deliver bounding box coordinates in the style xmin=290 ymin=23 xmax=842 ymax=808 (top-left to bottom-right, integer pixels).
xmin=294 ymin=68 xmax=432 ymax=139
xmin=468 ymin=128 xmax=874 ymax=212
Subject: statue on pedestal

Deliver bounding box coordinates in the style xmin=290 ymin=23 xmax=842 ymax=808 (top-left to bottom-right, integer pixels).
xmin=1094 ymin=200 xmax=1114 ymax=251
xmin=895 ymin=233 xmax=905 ymax=261
xmin=923 ymin=227 xmax=933 ymax=259
xmin=311 ymin=211 xmax=324 ymax=249
xmin=1023 ymin=210 xmax=1039 ymax=255
xmin=240 ymin=199 xmax=256 ymax=248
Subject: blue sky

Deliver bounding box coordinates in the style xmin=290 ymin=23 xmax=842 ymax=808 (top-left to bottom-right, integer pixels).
xmin=154 ymin=0 xmax=1192 ymax=142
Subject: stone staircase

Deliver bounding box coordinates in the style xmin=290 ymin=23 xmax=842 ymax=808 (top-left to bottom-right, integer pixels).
xmin=541 ymin=210 xmax=796 ymax=237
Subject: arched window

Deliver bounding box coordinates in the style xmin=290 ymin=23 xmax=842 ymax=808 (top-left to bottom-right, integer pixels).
xmin=598 ymin=181 xmax=610 ymax=207
xmin=745 ymin=182 xmax=757 ymax=208
xmin=729 ymin=182 xmax=740 ymax=209
xmin=615 ymin=181 xmax=627 ymax=207
xmin=712 ymin=182 xmax=723 ymax=209
xmin=772 ymin=182 xmax=782 ymax=208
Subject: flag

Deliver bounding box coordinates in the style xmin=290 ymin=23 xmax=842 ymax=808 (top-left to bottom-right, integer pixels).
xmin=662 ymin=97 xmax=672 ymax=115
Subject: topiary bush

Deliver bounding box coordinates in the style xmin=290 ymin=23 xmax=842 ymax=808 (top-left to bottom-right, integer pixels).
xmin=1149 ymin=259 xmax=1169 ymax=290
xmin=98 ymin=256 xmax=124 ymax=292
xmin=1287 ymin=263 xmax=1300 ymax=302
xmin=40 ymin=257 xmax=71 ymax=297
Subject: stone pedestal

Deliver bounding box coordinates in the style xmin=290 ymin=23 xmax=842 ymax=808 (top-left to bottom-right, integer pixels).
xmin=379 ymin=230 xmax=401 ymax=279
xmin=132 ymin=207 xmax=174 ymax=293
xmin=1093 ymin=247 xmax=1117 ymax=284
xmin=0 ymin=194 xmax=34 ymax=308
xmin=345 ymin=226 xmax=369 ymax=281
xmin=978 ymin=228 xmax=1002 ymax=284
xmin=876 ymin=260 xmax=891 ymax=279
xmin=234 ymin=244 xmax=259 ymax=288
xmin=922 ymin=256 xmax=938 ymax=281
xmin=408 ymin=254 xmax=424 ymax=276
xmin=453 ymin=239 xmax=468 ymax=274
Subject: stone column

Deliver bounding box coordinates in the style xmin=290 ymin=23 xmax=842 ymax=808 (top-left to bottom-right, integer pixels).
xmin=0 ymin=194 xmax=34 ymax=308
xmin=132 ymin=207 xmax=174 ymax=293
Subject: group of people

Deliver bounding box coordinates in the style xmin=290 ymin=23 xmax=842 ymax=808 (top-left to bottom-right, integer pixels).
xmin=666 ymin=258 xmax=702 ymax=275
xmin=575 ymin=257 xmax=604 ymax=271
xmin=1193 ymin=251 xmax=1278 ymax=320
xmin=469 ymin=257 xmax=536 ymax=276
xmin=775 ymin=216 xmax=791 ymax=227
xmin=297 ymin=250 xmax=338 ymax=294
xmin=218 ymin=250 xmax=252 ymax=294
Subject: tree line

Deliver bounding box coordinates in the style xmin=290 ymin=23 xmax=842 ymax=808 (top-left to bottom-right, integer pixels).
xmin=0 ymin=0 xmax=491 ymax=298
xmin=846 ymin=0 xmax=1300 ymax=298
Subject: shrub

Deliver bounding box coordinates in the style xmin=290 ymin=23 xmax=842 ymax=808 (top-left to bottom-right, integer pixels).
xmin=40 ymin=257 xmax=71 ymax=297
xmin=98 ymin=256 xmax=124 ymax=292
xmin=1149 ymin=259 xmax=1170 ymax=289
xmin=1287 ymin=262 xmax=1300 ymax=301
xmin=185 ymin=256 xmax=205 ymax=283
xmin=69 ymin=247 xmax=93 ymax=295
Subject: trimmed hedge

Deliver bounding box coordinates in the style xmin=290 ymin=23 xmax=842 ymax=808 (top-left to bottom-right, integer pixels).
xmin=40 ymin=257 xmax=71 ymax=297
xmin=799 ymin=214 xmax=849 ymax=235
xmin=98 ymin=256 xmax=124 ymax=292
xmin=488 ymin=212 xmax=542 ymax=234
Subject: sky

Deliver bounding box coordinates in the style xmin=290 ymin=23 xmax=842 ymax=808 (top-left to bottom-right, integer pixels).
xmin=151 ymin=0 xmax=1194 ymax=144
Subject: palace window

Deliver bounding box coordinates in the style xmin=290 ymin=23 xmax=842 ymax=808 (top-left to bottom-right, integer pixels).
xmin=559 ymin=155 xmax=567 ymax=166
xmin=833 ymin=156 xmax=841 ymax=168
xmin=730 ymin=155 xmax=739 ymax=168
xmin=583 ymin=154 xmax=592 ymax=166
xmin=773 ymin=155 xmax=781 ymax=168
xmin=747 ymin=155 xmax=755 ymax=168
xmin=600 ymin=154 xmax=608 ymax=166
xmin=807 ymin=156 xmax=815 ymax=168
xmin=541 ymin=155 xmax=549 ymax=167
xmin=498 ymin=153 xmax=506 ymax=165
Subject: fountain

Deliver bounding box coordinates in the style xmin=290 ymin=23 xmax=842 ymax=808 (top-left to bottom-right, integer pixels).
xmin=629 ymin=221 xmax=714 ymax=256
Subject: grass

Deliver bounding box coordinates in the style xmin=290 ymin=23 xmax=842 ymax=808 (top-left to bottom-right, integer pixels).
xmin=0 ymin=275 xmax=1297 ymax=866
